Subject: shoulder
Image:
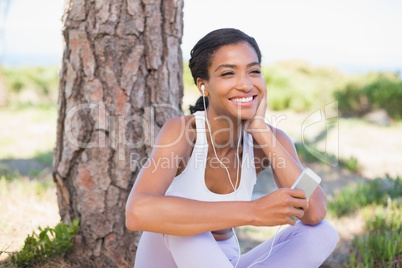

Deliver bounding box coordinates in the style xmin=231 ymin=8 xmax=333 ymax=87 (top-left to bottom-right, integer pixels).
xmin=252 ymin=124 xmax=295 ymax=150
xmin=152 ymin=114 xmax=196 ymax=156
xmin=269 ymin=125 xmax=294 ymax=148
xmin=158 ymin=114 xmax=196 ymax=142
xmin=268 ymin=125 xmax=300 ymax=161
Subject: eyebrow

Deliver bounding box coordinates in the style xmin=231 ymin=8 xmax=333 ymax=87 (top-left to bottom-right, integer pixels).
xmin=214 ymin=62 xmax=260 ymax=73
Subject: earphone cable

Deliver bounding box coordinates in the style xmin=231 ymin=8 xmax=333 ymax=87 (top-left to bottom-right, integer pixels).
xmin=202 ymin=88 xmax=282 ymax=268
xmin=246 ymin=225 xmax=283 ymax=268
xmin=202 ymin=90 xmax=241 ymax=192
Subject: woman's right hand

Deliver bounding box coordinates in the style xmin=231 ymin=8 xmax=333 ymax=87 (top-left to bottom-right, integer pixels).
xmin=251 ymin=188 xmax=308 ymax=226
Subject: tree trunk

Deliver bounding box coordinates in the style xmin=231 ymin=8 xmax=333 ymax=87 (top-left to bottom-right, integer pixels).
xmin=53 ymin=0 xmax=183 ymax=266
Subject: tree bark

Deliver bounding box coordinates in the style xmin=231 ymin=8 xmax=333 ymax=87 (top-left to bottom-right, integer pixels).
xmin=53 ymin=0 xmax=183 ymax=266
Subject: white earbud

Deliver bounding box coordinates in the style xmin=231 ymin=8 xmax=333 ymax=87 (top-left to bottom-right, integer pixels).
xmin=201 ymin=85 xmax=205 ymax=95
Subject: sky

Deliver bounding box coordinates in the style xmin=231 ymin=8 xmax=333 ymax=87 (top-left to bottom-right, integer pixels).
xmin=1 ymin=0 xmax=402 ymax=73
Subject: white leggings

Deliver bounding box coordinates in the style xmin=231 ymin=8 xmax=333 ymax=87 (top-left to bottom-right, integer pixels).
xmin=134 ymin=220 xmax=338 ymax=268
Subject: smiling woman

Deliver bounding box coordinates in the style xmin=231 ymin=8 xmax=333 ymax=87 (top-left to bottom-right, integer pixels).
xmin=197 ymin=42 xmax=263 ymax=121
xmin=126 ymin=28 xmax=339 ymax=267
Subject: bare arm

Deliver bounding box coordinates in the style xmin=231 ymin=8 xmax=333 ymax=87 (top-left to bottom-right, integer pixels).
xmin=245 ymin=83 xmax=327 ymax=225
xmin=126 ymin=117 xmax=251 ymax=235
xmin=255 ymin=126 xmax=327 ymax=225
xmin=126 ymin=117 xmax=308 ymax=236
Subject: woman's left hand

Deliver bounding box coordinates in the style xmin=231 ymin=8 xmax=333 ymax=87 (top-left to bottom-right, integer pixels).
xmin=244 ymin=82 xmax=268 ymax=134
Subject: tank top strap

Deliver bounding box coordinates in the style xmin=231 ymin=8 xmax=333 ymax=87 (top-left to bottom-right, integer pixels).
xmin=193 ymin=111 xmax=208 ymax=149
xmin=243 ymin=130 xmax=254 ymax=158
xmin=165 ymin=110 xmax=257 ymax=201
xmin=242 ymin=129 xmax=257 ymax=183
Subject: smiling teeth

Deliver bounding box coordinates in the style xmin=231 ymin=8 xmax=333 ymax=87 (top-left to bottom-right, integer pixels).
xmin=232 ymin=96 xmax=253 ymax=103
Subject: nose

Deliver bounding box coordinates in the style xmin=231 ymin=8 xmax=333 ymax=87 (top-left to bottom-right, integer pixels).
xmin=236 ymin=73 xmax=253 ymax=91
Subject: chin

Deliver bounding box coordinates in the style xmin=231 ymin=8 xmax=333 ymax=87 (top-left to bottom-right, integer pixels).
xmin=236 ymin=110 xmax=256 ymax=121
xmin=217 ymin=106 xmax=257 ymax=122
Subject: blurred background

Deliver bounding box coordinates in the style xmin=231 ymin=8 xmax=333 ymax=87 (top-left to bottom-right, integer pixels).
xmin=0 ymin=0 xmax=401 ymax=267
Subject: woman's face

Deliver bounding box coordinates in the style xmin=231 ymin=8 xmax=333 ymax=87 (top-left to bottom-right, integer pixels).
xmin=204 ymin=42 xmax=266 ymax=121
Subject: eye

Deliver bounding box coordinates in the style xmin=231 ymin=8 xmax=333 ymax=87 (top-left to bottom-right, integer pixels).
xmin=250 ymin=69 xmax=261 ymax=75
xmin=221 ymin=71 xmax=234 ymax=77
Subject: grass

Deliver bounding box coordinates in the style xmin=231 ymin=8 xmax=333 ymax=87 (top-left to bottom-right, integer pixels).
xmin=0 ymin=173 xmax=60 ymax=265
xmin=328 ymin=175 xmax=402 ymax=267
xmin=9 ymin=219 xmax=79 ymax=267
xmin=0 ymin=105 xmax=57 ymax=160
xmin=348 ymin=203 xmax=401 ymax=267
xmin=348 ymin=204 xmax=401 ymax=267
xmin=328 ymin=175 xmax=401 ymax=217
xmin=295 ymin=142 xmax=360 ymax=173
xmin=1 ymin=66 xmax=59 ymax=104
xmin=0 ymin=174 xmax=54 ymax=203
xmin=34 ymin=151 xmax=54 ymax=166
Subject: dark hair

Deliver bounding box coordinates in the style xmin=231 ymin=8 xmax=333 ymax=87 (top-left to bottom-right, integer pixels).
xmin=189 ymin=96 xmax=208 ymax=114
xmin=188 ymin=28 xmax=262 ymax=114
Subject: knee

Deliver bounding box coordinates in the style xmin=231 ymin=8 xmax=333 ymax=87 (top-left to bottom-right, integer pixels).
xmin=301 ymin=219 xmax=338 ymax=257
xmin=164 ymin=232 xmax=213 ymax=251
xmin=164 ymin=234 xmax=188 ymax=250
xmin=297 ymin=220 xmax=339 ymax=265
xmin=316 ymin=220 xmax=339 ymax=250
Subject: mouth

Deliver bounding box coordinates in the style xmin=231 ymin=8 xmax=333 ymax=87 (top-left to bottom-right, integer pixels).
xmin=229 ymin=95 xmax=257 ymax=105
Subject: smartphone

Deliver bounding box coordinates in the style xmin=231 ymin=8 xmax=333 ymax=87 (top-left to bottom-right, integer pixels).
xmin=290 ymin=168 xmax=321 ymax=199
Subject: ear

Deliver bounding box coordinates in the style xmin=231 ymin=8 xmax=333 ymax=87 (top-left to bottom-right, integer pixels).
xmin=196 ymin=78 xmax=208 ymax=97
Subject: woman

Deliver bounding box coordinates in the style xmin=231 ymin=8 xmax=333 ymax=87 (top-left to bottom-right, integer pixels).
xmin=126 ymin=28 xmax=338 ymax=267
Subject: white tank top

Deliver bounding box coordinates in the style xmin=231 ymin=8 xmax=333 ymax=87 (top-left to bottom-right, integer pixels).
xmin=165 ymin=111 xmax=257 ymax=201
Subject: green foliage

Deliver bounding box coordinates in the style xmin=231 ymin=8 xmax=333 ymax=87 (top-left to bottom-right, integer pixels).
xmin=294 ymin=142 xmax=319 ymax=162
xmin=34 ymin=151 xmax=54 ymax=166
xmin=183 ymin=63 xmax=196 ymax=87
xmin=347 ymin=201 xmax=402 ymax=267
xmin=1 ymin=66 xmax=59 ymax=107
xmin=329 ymin=175 xmax=402 ymax=267
xmin=10 ymin=219 xmax=79 ymax=267
xmin=328 ymin=175 xmax=401 ymax=217
xmin=0 ymin=169 xmax=20 ymax=182
xmin=294 ymin=142 xmax=359 ymax=172
xmin=0 ymin=175 xmax=54 ymax=201
xmin=334 ymin=72 xmax=402 ymax=120
xmin=333 ymin=82 xmax=370 ymax=116
xmin=364 ymin=78 xmax=402 ymax=120
xmin=263 ymin=60 xmax=345 ymax=112
xmin=338 ymin=156 xmax=360 ymax=173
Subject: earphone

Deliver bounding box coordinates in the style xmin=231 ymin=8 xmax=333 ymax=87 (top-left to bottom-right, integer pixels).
xmin=201 ymin=84 xmax=241 ymax=192
xmin=200 ymin=84 xmax=281 ymax=267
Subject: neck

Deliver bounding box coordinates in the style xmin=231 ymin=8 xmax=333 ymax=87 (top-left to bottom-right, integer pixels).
xmin=204 ymin=109 xmax=243 ymax=151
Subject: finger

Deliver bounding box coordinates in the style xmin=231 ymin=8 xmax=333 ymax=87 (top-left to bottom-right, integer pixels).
xmin=289 ymin=189 xmax=307 ymax=199
xmin=260 ymin=89 xmax=267 ymax=110
xmin=292 ymin=206 xmax=305 ymax=218
xmin=261 ymin=85 xmax=267 ymax=99
xmin=256 ymin=85 xmax=267 ymax=113
xmin=293 ymin=198 xmax=308 ymax=211
xmin=288 ymin=216 xmax=298 ymax=226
